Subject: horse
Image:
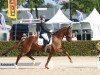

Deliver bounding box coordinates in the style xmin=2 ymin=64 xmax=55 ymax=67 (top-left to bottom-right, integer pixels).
xmin=1 ymin=26 xmax=73 ymax=69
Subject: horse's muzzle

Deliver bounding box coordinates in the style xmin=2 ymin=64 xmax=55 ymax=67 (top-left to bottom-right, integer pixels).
xmin=66 ymin=37 xmax=72 ymax=41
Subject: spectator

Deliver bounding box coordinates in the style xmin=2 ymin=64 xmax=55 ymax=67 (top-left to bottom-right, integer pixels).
xmin=72 ymin=32 xmax=77 ymax=41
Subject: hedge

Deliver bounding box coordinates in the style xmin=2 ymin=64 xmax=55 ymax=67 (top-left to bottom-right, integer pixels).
xmin=0 ymin=40 xmax=99 ymax=56
xmin=62 ymin=40 xmax=98 ymax=56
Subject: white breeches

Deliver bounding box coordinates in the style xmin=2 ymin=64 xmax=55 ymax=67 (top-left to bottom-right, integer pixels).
xmin=41 ymin=33 xmax=49 ymax=42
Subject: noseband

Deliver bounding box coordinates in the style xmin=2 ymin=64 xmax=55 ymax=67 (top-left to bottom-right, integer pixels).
xmin=65 ymin=36 xmax=72 ymax=40
xmin=65 ymin=28 xmax=72 ymax=39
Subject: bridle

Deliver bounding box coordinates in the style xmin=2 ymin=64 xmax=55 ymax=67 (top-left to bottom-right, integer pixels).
xmin=65 ymin=28 xmax=72 ymax=40
xmin=67 ymin=36 xmax=72 ymax=39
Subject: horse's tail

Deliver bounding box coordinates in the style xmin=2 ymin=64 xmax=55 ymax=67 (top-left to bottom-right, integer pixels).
xmin=1 ymin=41 xmax=23 ymax=56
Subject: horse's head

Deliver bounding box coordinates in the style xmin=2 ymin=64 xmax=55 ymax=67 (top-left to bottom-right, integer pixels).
xmin=65 ymin=26 xmax=72 ymax=41
xmin=53 ymin=26 xmax=72 ymax=42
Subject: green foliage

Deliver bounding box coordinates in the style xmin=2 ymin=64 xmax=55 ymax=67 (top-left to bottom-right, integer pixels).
xmin=0 ymin=0 xmax=7 ymax=11
xmin=0 ymin=0 xmax=25 ymax=11
xmin=23 ymin=0 xmax=45 ymax=18
xmin=61 ymin=0 xmax=100 ymax=15
xmin=0 ymin=40 xmax=99 ymax=56
xmin=62 ymin=41 xmax=98 ymax=56
xmin=0 ymin=41 xmax=22 ymax=56
xmin=44 ymin=3 xmax=55 ymax=8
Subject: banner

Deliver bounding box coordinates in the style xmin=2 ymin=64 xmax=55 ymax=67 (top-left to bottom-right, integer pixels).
xmin=0 ymin=13 xmax=7 ymax=30
xmin=7 ymin=0 xmax=17 ymax=19
xmin=76 ymin=10 xmax=84 ymax=22
xmin=26 ymin=10 xmax=33 ymax=19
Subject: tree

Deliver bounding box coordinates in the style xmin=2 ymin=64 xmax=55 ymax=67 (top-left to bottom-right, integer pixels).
xmin=24 ymin=0 xmax=45 ymax=18
xmin=61 ymin=0 xmax=94 ymax=14
xmin=0 ymin=0 xmax=25 ymax=11
xmin=92 ymin=0 xmax=100 ymax=13
xmin=53 ymin=0 xmax=100 ymax=15
xmin=0 ymin=0 xmax=25 ymax=24
xmin=0 ymin=0 xmax=7 ymax=11
xmin=44 ymin=3 xmax=55 ymax=8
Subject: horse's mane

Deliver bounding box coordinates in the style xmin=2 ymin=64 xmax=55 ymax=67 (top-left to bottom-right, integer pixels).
xmin=53 ymin=27 xmax=68 ymax=35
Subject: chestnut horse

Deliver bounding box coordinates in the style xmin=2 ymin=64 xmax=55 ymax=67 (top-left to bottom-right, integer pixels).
xmin=1 ymin=26 xmax=72 ymax=69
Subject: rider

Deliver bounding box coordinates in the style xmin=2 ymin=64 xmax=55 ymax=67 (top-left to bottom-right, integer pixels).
xmin=39 ymin=15 xmax=51 ymax=49
xmin=21 ymin=33 xmax=27 ymax=41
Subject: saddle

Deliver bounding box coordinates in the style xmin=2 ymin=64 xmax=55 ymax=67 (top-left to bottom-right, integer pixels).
xmin=37 ymin=34 xmax=52 ymax=45
xmin=37 ymin=37 xmax=43 ymax=45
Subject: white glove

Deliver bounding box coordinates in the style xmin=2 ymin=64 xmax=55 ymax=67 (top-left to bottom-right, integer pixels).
xmin=49 ymin=30 xmax=53 ymax=32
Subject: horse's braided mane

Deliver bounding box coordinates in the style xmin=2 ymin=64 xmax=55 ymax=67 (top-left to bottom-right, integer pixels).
xmin=53 ymin=27 xmax=68 ymax=35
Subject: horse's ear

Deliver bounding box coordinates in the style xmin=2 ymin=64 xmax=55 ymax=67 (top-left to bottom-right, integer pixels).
xmin=68 ymin=26 xmax=72 ymax=29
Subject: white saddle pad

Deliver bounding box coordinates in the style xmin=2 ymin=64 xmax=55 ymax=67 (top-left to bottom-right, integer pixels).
xmin=37 ymin=37 xmax=52 ymax=45
xmin=38 ymin=38 xmax=43 ymax=45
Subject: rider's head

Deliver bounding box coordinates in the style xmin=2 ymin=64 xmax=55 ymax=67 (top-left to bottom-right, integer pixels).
xmin=40 ymin=15 xmax=45 ymax=22
xmin=23 ymin=33 xmax=27 ymax=37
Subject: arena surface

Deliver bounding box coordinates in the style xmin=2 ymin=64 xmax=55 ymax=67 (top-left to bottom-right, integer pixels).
xmin=0 ymin=56 xmax=100 ymax=75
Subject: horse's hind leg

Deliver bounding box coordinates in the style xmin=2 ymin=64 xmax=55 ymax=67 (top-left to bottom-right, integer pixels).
xmin=26 ymin=54 xmax=35 ymax=60
xmin=26 ymin=52 xmax=35 ymax=64
xmin=26 ymin=50 xmax=35 ymax=60
xmin=15 ymin=52 xmax=26 ymax=65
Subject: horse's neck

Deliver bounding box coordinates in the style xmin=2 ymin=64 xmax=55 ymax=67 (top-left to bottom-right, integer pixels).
xmin=53 ymin=32 xmax=65 ymax=40
xmin=53 ymin=28 xmax=66 ymax=38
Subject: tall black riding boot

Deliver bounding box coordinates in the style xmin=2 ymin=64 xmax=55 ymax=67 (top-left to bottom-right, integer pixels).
xmin=43 ymin=39 xmax=48 ymax=49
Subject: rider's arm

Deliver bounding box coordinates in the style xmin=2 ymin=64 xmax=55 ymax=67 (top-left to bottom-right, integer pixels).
xmin=41 ymin=22 xmax=50 ymax=33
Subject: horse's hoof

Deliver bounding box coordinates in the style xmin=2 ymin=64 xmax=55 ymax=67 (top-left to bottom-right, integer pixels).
xmin=14 ymin=64 xmax=18 ymax=69
xmin=45 ymin=66 xmax=49 ymax=69
xmin=32 ymin=60 xmax=36 ymax=65
xmin=45 ymin=64 xmax=49 ymax=69
xmin=70 ymin=60 xmax=73 ymax=63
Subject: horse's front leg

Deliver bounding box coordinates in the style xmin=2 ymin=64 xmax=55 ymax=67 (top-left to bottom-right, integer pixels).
xmin=57 ymin=47 xmax=73 ymax=63
xmin=45 ymin=53 xmax=52 ymax=69
xmin=63 ymin=51 xmax=73 ymax=63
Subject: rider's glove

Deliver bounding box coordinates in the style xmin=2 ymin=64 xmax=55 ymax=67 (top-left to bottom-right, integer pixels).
xmin=49 ymin=30 xmax=53 ymax=33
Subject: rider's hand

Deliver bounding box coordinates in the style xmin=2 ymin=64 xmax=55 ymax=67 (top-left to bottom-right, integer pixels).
xmin=49 ymin=30 xmax=52 ymax=33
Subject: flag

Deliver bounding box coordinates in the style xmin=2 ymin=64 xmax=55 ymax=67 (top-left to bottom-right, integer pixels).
xmin=76 ymin=10 xmax=84 ymax=22
xmin=26 ymin=10 xmax=33 ymax=19
xmin=0 ymin=13 xmax=7 ymax=30
xmin=7 ymin=0 xmax=17 ymax=19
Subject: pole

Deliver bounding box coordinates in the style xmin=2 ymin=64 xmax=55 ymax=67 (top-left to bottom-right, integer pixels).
xmin=80 ymin=23 xmax=83 ymax=40
xmin=15 ymin=22 xmax=17 ymax=41
xmin=85 ymin=31 xmax=87 ymax=40
xmin=69 ymin=0 xmax=72 ymax=20
xmin=15 ymin=0 xmax=17 ymax=41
